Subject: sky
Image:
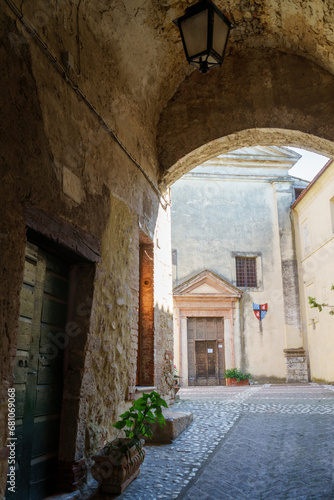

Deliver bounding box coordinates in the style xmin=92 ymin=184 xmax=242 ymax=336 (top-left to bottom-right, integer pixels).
xmin=288 ymin=147 xmax=330 ymax=182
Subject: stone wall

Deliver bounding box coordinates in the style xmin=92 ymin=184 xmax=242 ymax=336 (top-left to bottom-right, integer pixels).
xmin=154 ymin=204 xmax=175 ymax=403
xmin=0 ymin=5 xmax=173 ymax=495
xmin=2 ymin=0 xmax=334 ymax=494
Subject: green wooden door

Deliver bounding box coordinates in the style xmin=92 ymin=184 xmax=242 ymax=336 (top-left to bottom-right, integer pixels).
xmin=7 ymin=242 xmax=69 ymax=499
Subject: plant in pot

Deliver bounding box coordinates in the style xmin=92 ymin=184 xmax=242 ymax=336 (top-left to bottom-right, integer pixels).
xmin=174 ymin=365 xmax=181 ymax=393
xmin=91 ymin=391 xmax=168 ymax=494
xmin=224 ymin=368 xmax=251 ymax=386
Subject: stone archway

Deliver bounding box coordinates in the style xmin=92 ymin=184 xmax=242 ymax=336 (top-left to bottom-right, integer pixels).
xmin=161 ymin=48 xmax=334 ymax=385
xmin=161 ymin=128 xmax=334 ymax=187
xmin=157 ymin=49 xmax=334 ymax=187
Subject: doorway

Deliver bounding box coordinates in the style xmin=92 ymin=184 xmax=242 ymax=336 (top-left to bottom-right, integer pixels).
xmin=195 ymin=340 xmax=217 ymax=384
xmin=188 ymin=317 xmax=225 ymax=386
xmin=8 ymin=242 xmax=70 ymax=499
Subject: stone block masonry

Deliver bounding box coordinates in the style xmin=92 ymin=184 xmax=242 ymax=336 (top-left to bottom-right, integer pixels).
xmin=284 ymin=348 xmax=309 ymax=383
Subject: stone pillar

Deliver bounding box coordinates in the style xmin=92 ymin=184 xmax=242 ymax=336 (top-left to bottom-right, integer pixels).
xmin=272 ymin=181 xmax=303 ymax=348
xmin=284 ymin=348 xmax=308 ymax=382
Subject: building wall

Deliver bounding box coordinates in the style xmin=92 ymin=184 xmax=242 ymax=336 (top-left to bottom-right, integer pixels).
xmin=293 ymin=162 xmax=334 ymax=383
xmin=0 ymin=5 xmax=173 ymax=495
xmin=171 ymin=158 xmax=307 ymax=382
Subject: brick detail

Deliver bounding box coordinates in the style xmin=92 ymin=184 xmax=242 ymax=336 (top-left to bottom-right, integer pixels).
xmin=138 ymin=242 xmax=154 ymax=386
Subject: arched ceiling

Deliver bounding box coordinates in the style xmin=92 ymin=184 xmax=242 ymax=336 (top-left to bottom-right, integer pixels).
xmin=157 ymin=46 xmax=334 ymax=184
xmin=16 ymin=0 xmax=331 ymax=184
xmin=84 ymin=0 xmax=334 ymax=126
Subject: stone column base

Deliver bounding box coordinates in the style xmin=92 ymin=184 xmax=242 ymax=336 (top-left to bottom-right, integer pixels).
xmin=58 ymin=459 xmax=87 ymax=492
xmin=284 ymin=348 xmax=309 ymax=383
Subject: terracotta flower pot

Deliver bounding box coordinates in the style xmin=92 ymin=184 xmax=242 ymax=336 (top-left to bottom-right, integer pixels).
xmin=91 ymin=438 xmax=145 ymax=494
xmin=226 ymin=378 xmax=250 ymax=386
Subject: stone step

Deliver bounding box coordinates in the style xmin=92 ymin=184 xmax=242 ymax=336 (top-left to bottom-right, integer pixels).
xmin=146 ymin=409 xmax=193 ymax=444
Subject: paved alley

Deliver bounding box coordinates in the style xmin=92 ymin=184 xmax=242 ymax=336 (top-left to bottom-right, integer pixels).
xmin=52 ymin=384 xmax=334 ymax=500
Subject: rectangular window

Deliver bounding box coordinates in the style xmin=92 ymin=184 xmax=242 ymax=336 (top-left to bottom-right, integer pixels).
xmin=236 ymin=257 xmax=257 ymax=288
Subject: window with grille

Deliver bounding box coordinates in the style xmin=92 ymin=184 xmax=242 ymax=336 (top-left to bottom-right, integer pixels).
xmin=236 ymin=257 xmax=257 ymax=287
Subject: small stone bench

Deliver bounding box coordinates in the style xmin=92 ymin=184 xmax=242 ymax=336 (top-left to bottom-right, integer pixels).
xmin=146 ymin=409 xmax=193 ymax=444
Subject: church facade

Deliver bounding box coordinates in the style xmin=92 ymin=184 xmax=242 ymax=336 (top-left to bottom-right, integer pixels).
xmin=172 ymin=147 xmax=309 ymax=385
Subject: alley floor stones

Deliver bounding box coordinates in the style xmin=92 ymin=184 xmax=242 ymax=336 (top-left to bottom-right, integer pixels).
xmin=49 ymin=384 xmax=334 ymax=500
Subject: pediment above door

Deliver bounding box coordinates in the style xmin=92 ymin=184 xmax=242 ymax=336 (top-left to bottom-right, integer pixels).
xmin=173 ymin=270 xmax=242 ymax=299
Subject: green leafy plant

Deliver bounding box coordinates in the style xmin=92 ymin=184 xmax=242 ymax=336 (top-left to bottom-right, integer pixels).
xmin=308 ymin=284 xmax=334 ymax=315
xmin=112 ymin=391 xmax=168 ymax=443
xmin=224 ymin=368 xmax=251 ymax=381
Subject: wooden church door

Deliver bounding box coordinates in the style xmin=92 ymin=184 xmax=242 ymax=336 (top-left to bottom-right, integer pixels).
xmin=188 ymin=317 xmax=225 ymax=386
xmin=195 ymin=340 xmax=218 ymax=384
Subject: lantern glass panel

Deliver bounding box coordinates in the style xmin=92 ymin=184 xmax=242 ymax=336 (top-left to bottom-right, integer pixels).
xmin=180 ymin=9 xmax=208 ymax=58
xmin=212 ymin=11 xmax=229 ymax=57
xmin=207 ymin=54 xmax=217 ymax=64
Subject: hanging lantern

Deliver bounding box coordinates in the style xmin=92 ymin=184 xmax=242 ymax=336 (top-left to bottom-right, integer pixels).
xmin=173 ymin=0 xmax=233 ymax=74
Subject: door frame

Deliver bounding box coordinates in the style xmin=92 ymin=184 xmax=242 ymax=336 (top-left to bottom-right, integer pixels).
xmin=173 ymin=271 xmax=242 ymax=387
xmin=177 ymin=310 xmax=234 ymax=387
xmin=12 ymin=242 xmax=72 ymax=498
xmin=21 ymin=206 xmax=100 ymax=491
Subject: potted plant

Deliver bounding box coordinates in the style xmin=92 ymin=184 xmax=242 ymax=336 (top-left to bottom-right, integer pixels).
xmin=174 ymin=365 xmax=181 ymax=393
xmin=224 ymin=368 xmax=251 ymax=386
xmin=91 ymin=391 xmax=168 ymax=494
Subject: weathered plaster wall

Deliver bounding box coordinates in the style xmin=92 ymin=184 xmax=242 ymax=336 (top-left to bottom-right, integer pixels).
xmin=158 ymin=50 xmax=334 ymax=185
xmin=84 ymin=194 xmax=136 ymax=455
xmin=273 ymin=182 xmax=303 ymax=349
xmin=0 ymin=5 xmax=173 ymax=495
xmin=293 ymin=162 xmax=334 ymax=383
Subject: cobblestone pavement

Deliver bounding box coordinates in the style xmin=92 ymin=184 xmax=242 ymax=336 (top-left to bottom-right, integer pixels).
xmin=50 ymin=384 xmax=334 ymax=500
